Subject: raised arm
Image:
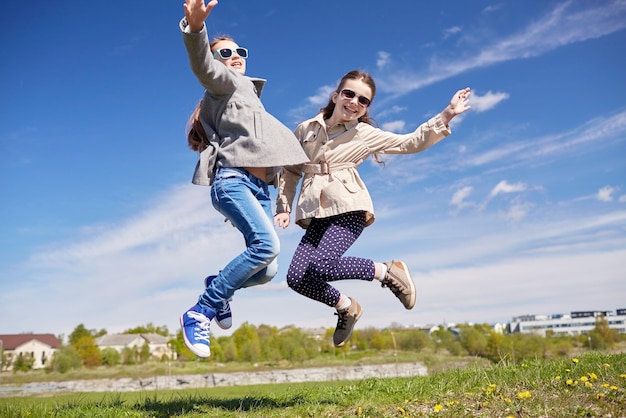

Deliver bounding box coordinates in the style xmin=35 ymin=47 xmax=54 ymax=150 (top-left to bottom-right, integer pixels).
xmin=183 ymin=0 xmax=218 ymax=33
xmin=441 ymin=87 xmax=471 ymax=126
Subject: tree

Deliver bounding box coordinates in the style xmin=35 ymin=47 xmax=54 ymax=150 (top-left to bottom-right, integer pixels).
xmin=588 ymin=316 xmax=617 ymax=349
xmin=47 ymin=345 xmax=82 ymax=373
xmin=459 ymin=325 xmax=488 ymax=356
xmin=139 ymin=342 xmax=151 ymax=363
xmin=124 ymin=323 xmax=170 ymax=337
xmin=74 ymin=336 xmax=102 ymax=367
xmin=101 ymin=348 xmax=121 ymax=366
xmin=233 ymin=322 xmax=261 ymax=362
xmin=12 ymin=353 xmax=35 ymax=373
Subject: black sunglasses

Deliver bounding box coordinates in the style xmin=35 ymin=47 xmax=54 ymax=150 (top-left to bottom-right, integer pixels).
xmin=340 ymin=89 xmax=371 ymax=107
xmin=213 ymin=47 xmax=249 ymax=60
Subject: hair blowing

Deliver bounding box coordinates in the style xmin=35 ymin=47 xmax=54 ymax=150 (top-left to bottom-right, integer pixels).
xmin=320 ymin=70 xmax=377 ymax=126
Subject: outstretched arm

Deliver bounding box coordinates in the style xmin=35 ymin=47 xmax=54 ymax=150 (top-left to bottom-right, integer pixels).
xmin=441 ymin=87 xmax=471 ymax=126
xmin=183 ymin=0 xmax=218 ymax=33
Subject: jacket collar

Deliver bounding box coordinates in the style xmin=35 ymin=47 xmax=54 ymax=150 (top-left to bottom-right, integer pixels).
xmin=312 ymin=112 xmax=359 ymax=130
xmin=248 ymin=77 xmax=266 ymax=97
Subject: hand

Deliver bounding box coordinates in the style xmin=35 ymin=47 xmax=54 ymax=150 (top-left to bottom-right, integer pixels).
xmin=441 ymin=87 xmax=471 ymax=125
xmin=274 ymin=213 xmax=290 ymax=229
xmin=184 ymin=0 xmax=218 ymax=32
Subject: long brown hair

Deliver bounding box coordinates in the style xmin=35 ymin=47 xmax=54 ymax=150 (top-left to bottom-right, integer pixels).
xmin=186 ymin=100 xmax=207 ymax=152
xmin=320 ymin=70 xmax=377 ymax=126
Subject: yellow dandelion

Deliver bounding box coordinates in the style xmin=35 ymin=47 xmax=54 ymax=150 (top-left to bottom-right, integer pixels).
xmin=572 ymin=357 xmax=579 ymax=364
xmin=584 ymin=381 xmax=593 ymax=388
xmin=482 ymin=401 xmax=490 ymax=407
xmin=601 ymin=383 xmax=610 ymax=388
xmin=504 ymin=398 xmax=512 ymax=403
xmin=610 ymin=385 xmax=618 ymax=391
xmin=565 ymin=368 xmax=571 ymax=373
xmin=603 ymin=363 xmax=611 ymax=368
xmin=596 ymin=393 xmax=605 ymax=400
xmin=580 ymin=376 xmax=588 ymax=382
xmin=357 ymin=407 xmax=362 ymax=415
xmin=517 ymin=391 xmax=532 ymax=399
xmin=434 ymin=404 xmax=443 ymax=412
xmin=619 ymin=373 xmax=626 ymax=379
xmin=397 ymin=406 xmax=407 ymax=415
xmin=555 ymin=375 xmax=561 ymax=381
xmin=588 ymin=372 xmax=598 ymax=381
xmin=566 ymin=379 xmax=574 ymax=385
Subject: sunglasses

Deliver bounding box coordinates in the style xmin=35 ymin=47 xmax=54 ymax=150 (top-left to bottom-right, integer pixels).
xmin=340 ymin=89 xmax=371 ymax=107
xmin=213 ymin=47 xmax=248 ymax=60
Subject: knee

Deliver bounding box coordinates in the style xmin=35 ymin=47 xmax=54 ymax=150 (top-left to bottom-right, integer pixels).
xmin=252 ymin=234 xmax=280 ymax=263
xmin=286 ymin=265 xmax=306 ymax=290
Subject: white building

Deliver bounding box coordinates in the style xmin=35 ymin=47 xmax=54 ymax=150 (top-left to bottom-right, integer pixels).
xmin=0 ymin=334 xmax=61 ymax=371
xmin=508 ymin=309 xmax=626 ymax=336
xmin=95 ymin=333 xmax=174 ymax=360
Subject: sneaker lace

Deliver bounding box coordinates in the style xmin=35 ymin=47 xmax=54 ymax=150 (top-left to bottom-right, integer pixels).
xmin=187 ymin=311 xmax=211 ymax=343
xmin=381 ymin=277 xmax=403 ymax=297
xmin=335 ymin=310 xmax=349 ymax=330
xmin=218 ymin=298 xmax=232 ymax=316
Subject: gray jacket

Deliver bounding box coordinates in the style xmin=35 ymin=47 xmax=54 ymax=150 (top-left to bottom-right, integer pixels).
xmin=180 ymin=19 xmax=309 ymax=185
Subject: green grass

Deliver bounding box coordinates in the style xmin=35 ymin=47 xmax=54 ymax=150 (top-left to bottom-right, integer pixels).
xmin=1 ymin=352 xmax=624 ymax=417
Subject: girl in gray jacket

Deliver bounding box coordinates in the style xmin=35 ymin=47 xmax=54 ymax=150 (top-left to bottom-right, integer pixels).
xmin=179 ymin=0 xmax=308 ymax=358
xmin=275 ymin=70 xmax=471 ymax=347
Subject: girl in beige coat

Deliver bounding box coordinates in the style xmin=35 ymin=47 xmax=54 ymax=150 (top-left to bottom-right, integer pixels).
xmin=275 ymin=70 xmax=471 ymax=347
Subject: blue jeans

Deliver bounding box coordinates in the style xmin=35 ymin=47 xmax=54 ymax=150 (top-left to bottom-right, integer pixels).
xmin=198 ymin=167 xmax=279 ymax=309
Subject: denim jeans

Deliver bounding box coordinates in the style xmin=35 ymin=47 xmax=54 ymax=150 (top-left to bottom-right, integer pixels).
xmin=198 ymin=167 xmax=280 ymax=309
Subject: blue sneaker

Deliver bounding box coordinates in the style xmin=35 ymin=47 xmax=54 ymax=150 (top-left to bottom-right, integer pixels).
xmin=180 ymin=303 xmax=215 ymax=358
xmin=204 ymin=275 xmax=233 ymax=330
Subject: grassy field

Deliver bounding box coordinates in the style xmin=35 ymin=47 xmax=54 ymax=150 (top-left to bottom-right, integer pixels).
xmin=1 ymin=351 xmax=624 ymax=417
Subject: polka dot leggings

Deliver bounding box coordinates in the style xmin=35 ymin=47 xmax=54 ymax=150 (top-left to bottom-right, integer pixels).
xmin=286 ymin=211 xmax=375 ymax=307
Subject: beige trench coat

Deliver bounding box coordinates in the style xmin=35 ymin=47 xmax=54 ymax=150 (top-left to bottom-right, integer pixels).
xmin=276 ymin=112 xmax=451 ymax=229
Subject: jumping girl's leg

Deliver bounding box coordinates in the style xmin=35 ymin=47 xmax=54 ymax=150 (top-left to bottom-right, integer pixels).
xmin=202 ymin=168 xmax=279 ymax=309
xmin=286 ymin=211 xmax=375 ymax=308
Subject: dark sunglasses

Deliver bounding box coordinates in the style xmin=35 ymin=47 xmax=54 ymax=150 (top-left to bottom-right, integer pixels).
xmin=213 ymin=47 xmax=249 ymax=60
xmin=340 ymin=89 xmax=371 ymax=107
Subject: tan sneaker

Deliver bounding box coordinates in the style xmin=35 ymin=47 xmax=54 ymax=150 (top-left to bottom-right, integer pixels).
xmin=333 ymin=297 xmax=363 ymax=347
xmin=381 ymin=261 xmax=416 ymax=310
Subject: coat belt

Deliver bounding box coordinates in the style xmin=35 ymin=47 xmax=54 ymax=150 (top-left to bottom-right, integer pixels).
xmin=302 ymin=162 xmax=356 ymax=175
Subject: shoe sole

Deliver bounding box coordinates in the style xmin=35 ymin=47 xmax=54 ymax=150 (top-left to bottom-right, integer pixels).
xmin=180 ymin=314 xmax=211 ymax=358
xmin=396 ymin=261 xmax=416 ymax=310
xmin=334 ymin=304 xmax=363 ymax=348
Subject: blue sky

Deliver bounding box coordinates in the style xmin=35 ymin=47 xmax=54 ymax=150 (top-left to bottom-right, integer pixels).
xmin=1 ymin=0 xmax=625 ymax=340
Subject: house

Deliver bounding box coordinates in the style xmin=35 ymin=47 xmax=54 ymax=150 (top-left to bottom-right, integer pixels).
xmin=0 ymin=333 xmax=61 ymax=371
xmin=95 ymin=333 xmax=174 ymax=360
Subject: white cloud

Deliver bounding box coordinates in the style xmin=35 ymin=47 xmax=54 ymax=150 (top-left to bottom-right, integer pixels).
xmin=489 ymin=180 xmax=527 ymax=197
xmin=597 ymin=186 xmax=615 ymax=202
xmin=469 ymin=91 xmax=509 ymax=112
xmin=450 ymin=186 xmax=474 ymax=211
xmin=377 ymin=51 xmax=391 ymax=69
xmin=443 ymin=26 xmax=462 ymax=40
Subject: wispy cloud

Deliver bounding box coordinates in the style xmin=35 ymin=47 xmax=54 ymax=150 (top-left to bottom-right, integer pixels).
xmin=464 ymin=110 xmax=626 ymax=169
xmin=376 ymin=0 xmax=626 ymax=94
